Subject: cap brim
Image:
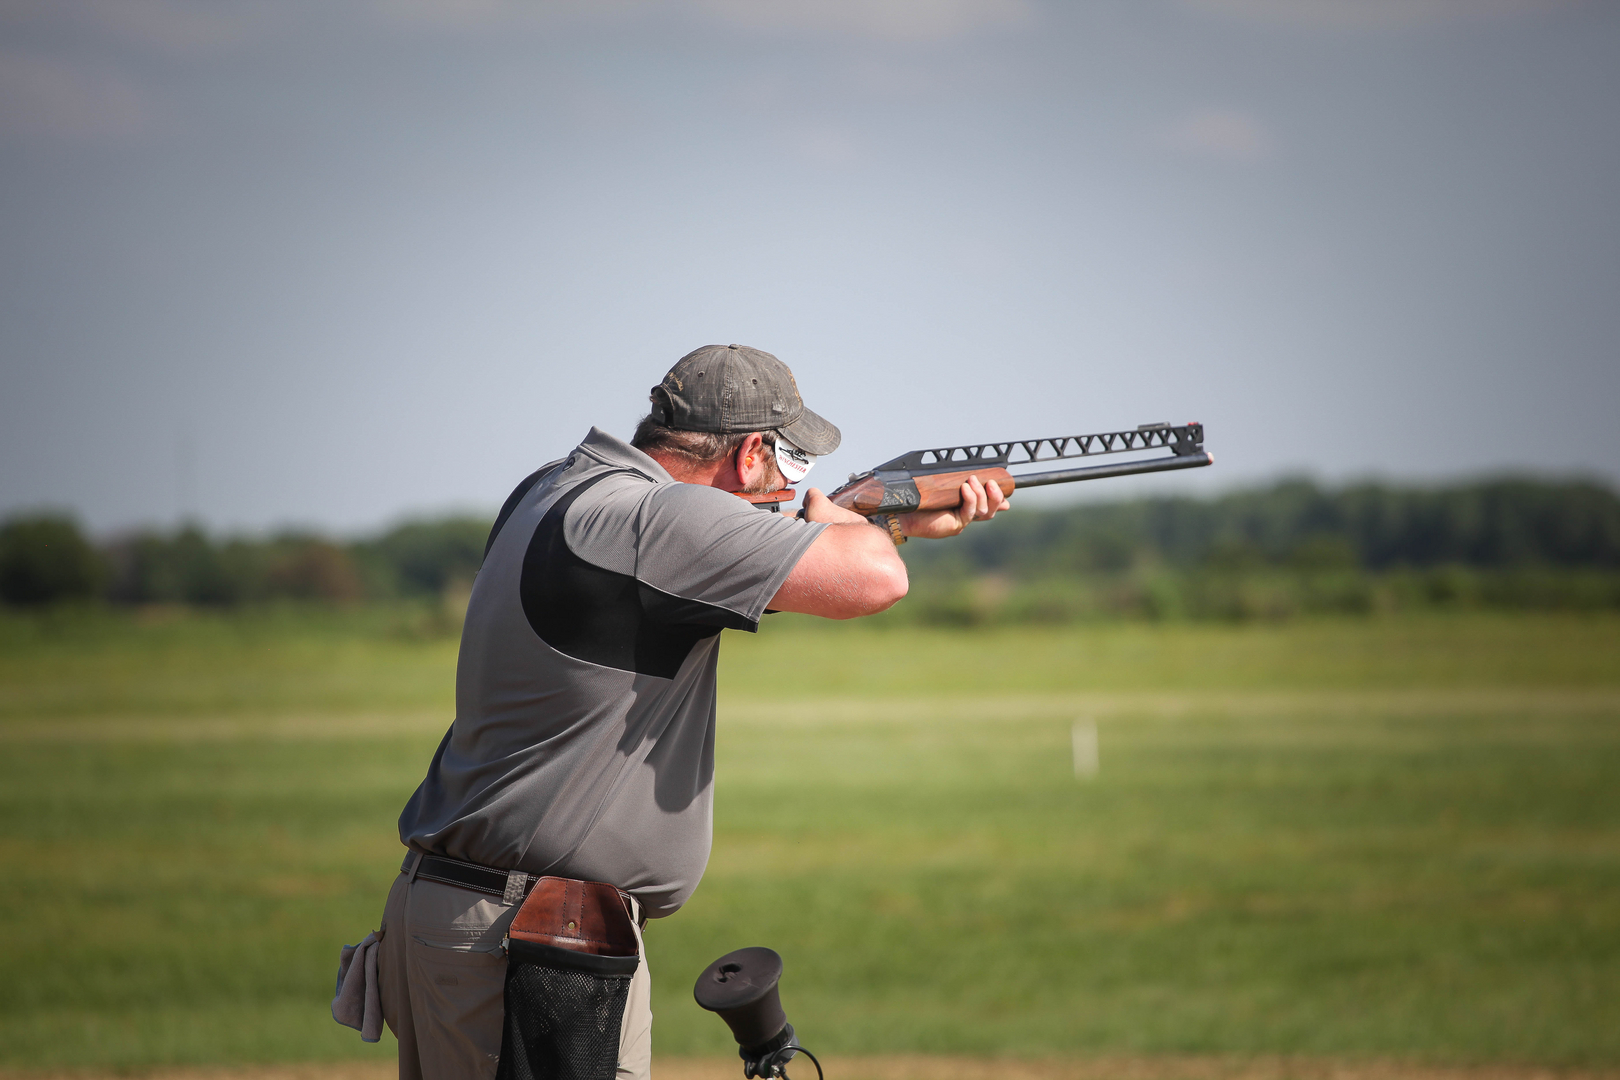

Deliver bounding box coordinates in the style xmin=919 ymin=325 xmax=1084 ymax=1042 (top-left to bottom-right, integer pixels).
xmin=777 ymin=406 xmax=841 ymax=457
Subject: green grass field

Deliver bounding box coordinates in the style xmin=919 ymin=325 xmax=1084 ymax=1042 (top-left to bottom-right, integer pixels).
xmin=0 ymin=609 xmax=1616 ymax=1071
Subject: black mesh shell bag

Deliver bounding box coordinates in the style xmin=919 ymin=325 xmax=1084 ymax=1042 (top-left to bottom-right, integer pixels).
xmin=496 ymin=939 xmax=637 ymax=1080
xmin=495 ymin=876 xmax=641 ymax=1080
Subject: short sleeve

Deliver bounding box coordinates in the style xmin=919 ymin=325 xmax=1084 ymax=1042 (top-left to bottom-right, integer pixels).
xmin=633 ymin=484 xmax=827 ymax=630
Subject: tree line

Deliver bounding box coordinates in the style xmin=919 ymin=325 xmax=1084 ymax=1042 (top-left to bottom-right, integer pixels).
xmin=901 ymin=476 xmax=1620 ymax=575
xmin=2 ymin=476 xmax=1618 ymax=617
xmin=0 ymin=515 xmax=490 ymax=607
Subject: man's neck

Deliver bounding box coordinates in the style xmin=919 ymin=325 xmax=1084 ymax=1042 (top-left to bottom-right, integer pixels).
xmin=644 ymin=450 xmax=737 ymax=491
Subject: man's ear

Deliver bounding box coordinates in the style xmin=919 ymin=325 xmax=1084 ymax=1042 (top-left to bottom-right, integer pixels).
xmin=736 ymin=432 xmax=768 ymax=486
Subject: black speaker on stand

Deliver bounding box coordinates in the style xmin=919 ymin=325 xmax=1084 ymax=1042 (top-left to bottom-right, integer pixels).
xmin=693 ymin=947 xmax=819 ymax=1079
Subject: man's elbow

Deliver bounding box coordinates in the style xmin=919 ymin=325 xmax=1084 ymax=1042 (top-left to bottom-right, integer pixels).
xmin=854 ymin=555 xmax=908 ymax=616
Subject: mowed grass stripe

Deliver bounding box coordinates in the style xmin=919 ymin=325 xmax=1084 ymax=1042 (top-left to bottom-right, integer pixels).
xmin=4 ymin=612 xmax=1618 ymax=725
xmin=6 ymin=690 xmax=1620 ymax=743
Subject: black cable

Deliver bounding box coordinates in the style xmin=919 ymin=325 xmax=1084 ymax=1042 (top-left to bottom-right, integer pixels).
xmin=779 ymin=1046 xmax=823 ymax=1080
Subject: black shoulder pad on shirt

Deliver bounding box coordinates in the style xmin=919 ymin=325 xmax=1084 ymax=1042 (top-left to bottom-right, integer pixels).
xmin=519 ymin=473 xmax=755 ymax=678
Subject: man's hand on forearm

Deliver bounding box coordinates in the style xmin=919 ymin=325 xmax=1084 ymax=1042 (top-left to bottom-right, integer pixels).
xmin=899 ymin=473 xmax=1010 ymax=540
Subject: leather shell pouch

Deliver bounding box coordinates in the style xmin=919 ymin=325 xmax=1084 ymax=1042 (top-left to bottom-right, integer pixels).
xmin=496 ymin=877 xmax=640 ymax=1080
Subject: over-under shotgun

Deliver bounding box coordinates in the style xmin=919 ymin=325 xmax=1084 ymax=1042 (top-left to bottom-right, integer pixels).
xmin=741 ymin=422 xmax=1212 ymax=515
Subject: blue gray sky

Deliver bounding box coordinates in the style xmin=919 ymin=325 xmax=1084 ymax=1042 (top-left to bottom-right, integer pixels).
xmin=2 ymin=0 xmax=1617 ymax=533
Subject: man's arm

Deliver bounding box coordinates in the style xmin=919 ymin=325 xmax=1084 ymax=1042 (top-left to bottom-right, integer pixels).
xmin=767 ymin=508 xmax=907 ymax=619
xmin=768 ymin=474 xmax=1009 ymax=619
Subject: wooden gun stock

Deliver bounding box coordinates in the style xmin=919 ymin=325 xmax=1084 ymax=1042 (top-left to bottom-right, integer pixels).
xmin=735 ymin=489 xmax=798 ymax=509
xmin=829 ymin=468 xmax=1015 ymax=515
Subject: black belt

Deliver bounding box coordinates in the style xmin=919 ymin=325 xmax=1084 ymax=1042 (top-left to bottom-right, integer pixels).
xmin=405 ymin=852 xmax=531 ymax=899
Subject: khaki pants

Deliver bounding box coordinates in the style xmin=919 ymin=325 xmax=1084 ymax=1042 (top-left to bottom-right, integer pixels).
xmin=378 ymin=869 xmax=652 ymax=1080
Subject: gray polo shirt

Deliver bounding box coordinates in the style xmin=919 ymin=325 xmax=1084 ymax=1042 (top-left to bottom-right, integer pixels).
xmin=398 ymin=428 xmax=824 ymax=918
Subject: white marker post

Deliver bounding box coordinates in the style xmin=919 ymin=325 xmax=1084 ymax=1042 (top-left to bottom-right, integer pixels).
xmin=1072 ymin=718 xmax=1099 ymax=779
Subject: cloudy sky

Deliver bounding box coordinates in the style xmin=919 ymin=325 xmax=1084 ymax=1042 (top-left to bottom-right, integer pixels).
xmin=2 ymin=0 xmax=1616 ymax=533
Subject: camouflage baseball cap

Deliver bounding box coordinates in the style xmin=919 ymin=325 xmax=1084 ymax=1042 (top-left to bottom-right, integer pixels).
xmin=648 ymin=344 xmax=842 ymax=456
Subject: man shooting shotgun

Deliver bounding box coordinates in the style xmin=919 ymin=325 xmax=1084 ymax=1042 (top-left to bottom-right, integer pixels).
xmin=340 ymin=344 xmax=1010 ymax=1080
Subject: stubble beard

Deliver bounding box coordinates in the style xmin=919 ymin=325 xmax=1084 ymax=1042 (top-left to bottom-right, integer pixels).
xmin=740 ymin=457 xmax=786 ymax=494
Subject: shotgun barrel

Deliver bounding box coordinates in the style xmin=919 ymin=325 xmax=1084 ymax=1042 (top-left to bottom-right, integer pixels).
xmin=1011 ymin=449 xmax=1214 ymax=488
